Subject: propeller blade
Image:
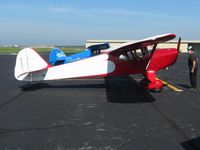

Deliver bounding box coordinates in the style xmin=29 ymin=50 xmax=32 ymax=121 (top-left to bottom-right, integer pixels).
xmin=177 ymin=37 xmax=181 ymax=53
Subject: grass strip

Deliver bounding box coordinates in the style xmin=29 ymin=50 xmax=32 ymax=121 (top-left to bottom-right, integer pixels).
xmin=0 ymin=47 xmax=84 ymax=53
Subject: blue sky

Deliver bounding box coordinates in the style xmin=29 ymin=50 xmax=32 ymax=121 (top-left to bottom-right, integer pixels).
xmin=0 ymin=0 xmax=200 ymax=45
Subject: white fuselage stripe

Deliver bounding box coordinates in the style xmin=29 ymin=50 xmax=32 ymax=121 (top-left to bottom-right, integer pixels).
xmin=44 ymin=54 xmax=116 ymax=80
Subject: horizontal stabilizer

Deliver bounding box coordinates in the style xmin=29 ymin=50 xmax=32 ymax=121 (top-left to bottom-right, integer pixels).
xmin=14 ymin=48 xmax=49 ymax=81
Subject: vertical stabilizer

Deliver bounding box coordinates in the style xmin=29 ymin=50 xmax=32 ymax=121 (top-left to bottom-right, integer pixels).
xmin=14 ymin=48 xmax=49 ymax=81
xmin=49 ymin=48 xmax=66 ymax=65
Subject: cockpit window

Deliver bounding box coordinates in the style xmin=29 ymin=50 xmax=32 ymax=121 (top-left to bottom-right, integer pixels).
xmin=118 ymin=46 xmax=152 ymax=61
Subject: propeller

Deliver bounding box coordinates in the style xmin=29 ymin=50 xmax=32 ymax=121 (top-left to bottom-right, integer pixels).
xmin=177 ymin=37 xmax=181 ymax=53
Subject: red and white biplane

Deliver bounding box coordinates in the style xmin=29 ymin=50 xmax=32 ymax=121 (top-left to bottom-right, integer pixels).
xmin=14 ymin=33 xmax=181 ymax=91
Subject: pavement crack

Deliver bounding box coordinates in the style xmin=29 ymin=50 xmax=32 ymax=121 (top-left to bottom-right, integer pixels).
xmin=151 ymin=102 xmax=190 ymax=141
xmin=0 ymin=92 xmax=24 ymax=109
xmin=0 ymin=124 xmax=68 ymax=136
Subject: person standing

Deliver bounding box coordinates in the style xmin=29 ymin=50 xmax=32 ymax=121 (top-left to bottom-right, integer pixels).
xmin=188 ymin=46 xmax=198 ymax=89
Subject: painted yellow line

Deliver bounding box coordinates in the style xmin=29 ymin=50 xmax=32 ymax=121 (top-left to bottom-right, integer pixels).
xmin=156 ymin=78 xmax=183 ymax=92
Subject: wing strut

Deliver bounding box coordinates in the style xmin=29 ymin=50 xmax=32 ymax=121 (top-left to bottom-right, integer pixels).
xmin=150 ymin=44 xmax=158 ymax=58
xmin=130 ymin=51 xmax=146 ymax=77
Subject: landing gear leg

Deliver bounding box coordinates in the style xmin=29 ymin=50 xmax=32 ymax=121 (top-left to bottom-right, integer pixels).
xmin=145 ymin=70 xmax=163 ymax=92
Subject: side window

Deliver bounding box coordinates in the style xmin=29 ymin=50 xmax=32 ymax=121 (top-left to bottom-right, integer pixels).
xmin=147 ymin=45 xmax=153 ymax=55
xmin=127 ymin=51 xmax=134 ymax=60
xmin=118 ymin=46 xmax=151 ymax=61
xmin=119 ymin=51 xmax=135 ymax=61
xmin=135 ymin=49 xmax=143 ymax=58
xmin=134 ymin=47 xmax=151 ymax=58
xmin=119 ymin=53 xmax=128 ymax=60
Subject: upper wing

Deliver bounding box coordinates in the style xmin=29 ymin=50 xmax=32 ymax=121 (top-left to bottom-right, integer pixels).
xmin=105 ymin=33 xmax=176 ymax=55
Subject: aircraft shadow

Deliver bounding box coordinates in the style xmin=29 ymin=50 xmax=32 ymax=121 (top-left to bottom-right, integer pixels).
xmin=181 ymin=136 xmax=200 ymax=150
xmin=20 ymin=82 xmax=106 ymax=91
xmin=20 ymin=75 xmax=156 ymax=104
xmin=176 ymin=84 xmax=191 ymax=89
xmin=104 ymin=75 xmax=156 ymax=103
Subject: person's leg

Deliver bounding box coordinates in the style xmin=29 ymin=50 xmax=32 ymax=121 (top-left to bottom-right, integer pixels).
xmin=190 ymin=69 xmax=197 ymax=89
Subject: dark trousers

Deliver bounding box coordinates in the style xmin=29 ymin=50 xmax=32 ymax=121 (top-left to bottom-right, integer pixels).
xmin=189 ymin=68 xmax=198 ymax=89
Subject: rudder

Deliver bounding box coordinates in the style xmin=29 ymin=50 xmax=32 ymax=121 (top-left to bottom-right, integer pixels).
xmin=14 ymin=47 xmax=49 ymax=81
xmin=49 ymin=48 xmax=66 ymax=65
